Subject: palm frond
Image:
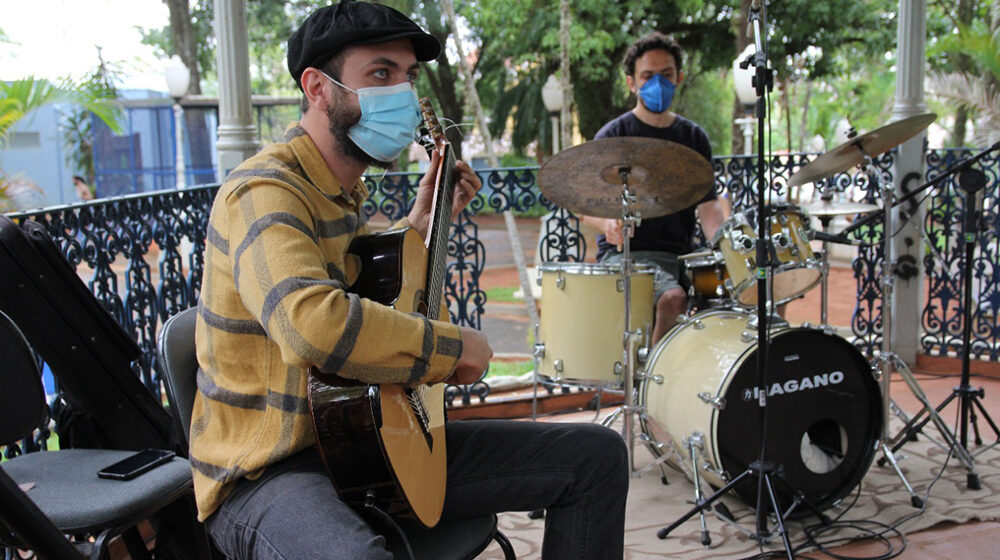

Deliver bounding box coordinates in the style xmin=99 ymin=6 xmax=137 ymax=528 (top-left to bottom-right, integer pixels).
xmin=0 ymin=76 xmax=123 ymax=146
xmin=0 ymin=98 xmax=25 ymax=146
xmin=928 ymin=71 xmax=1000 ymax=145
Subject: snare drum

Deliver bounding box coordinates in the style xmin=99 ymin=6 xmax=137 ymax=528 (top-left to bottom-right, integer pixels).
xmin=712 ymin=204 xmax=823 ymax=306
xmin=536 ymin=262 xmax=654 ymax=387
xmin=639 ymin=309 xmax=881 ymax=515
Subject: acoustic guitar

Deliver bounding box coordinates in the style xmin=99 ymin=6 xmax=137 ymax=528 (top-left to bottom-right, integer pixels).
xmin=307 ymin=99 xmax=457 ymax=528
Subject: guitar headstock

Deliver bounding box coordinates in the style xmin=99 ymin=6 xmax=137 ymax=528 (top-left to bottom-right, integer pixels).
xmin=419 ymin=98 xmax=447 ymax=153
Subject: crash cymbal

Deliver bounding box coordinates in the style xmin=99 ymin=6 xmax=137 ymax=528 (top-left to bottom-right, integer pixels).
xmin=537 ymin=137 xmax=714 ymax=219
xmin=801 ymin=199 xmax=880 ymax=217
xmin=788 ymin=113 xmax=937 ymax=187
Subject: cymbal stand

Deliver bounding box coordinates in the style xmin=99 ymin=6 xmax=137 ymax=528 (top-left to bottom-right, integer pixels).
xmin=881 ymin=166 xmax=997 ymax=486
xmin=657 ymin=4 xmax=795 ymax=556
xmin=599 ymin=167 xmax=647 ymax=476
xmin=817 ymin=211 xmax=833 ymax=325
xmin=856 ymin=149 xmax=978 ymax=502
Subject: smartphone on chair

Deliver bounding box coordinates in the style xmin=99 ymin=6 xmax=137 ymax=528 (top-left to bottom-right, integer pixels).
xmin=97 ymin=449 xmax=176 ymax=481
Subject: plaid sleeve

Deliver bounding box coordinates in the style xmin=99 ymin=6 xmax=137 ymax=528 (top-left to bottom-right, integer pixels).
xmin=225 ymin=181 xmax=462 ymax=385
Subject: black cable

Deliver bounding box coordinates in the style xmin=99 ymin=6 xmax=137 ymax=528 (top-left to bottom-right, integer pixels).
xmin=788 ymin=386 xmax=962 ymax=560
xmin=363 ymin=493 xmax=415 ymax=560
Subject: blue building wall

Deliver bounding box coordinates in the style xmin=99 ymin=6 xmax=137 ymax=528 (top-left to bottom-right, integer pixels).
xmin=0 ymin=104 xmax=77 ymax=207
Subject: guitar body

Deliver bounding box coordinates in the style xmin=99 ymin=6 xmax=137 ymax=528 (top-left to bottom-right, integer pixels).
xmin=308 ymin=228 xmax=447 ymax=527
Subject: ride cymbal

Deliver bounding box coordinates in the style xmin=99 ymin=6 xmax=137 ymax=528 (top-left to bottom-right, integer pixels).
xmin=788 ymin=113 xmax=937 ymax=187
xmin=537 ymin=137 xmax=714 ymax=219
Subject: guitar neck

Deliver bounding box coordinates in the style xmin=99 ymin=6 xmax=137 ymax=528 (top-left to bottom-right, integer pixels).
xmin=423 ymin=145 xmax=456 ymax=321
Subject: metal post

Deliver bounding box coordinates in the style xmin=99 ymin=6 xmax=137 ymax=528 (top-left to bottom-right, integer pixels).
xmin=214 ymin=0 xmax=259 ymax=180
xmin=889 ymin=0 xmax=928 ymax=364
xmin=550 ymin=114 xmax=560 ymax=154
xmin=172 ymin=101 xmax=186 ymax=189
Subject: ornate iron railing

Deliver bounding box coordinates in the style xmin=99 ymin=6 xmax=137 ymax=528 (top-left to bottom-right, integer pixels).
xmin=922 ymin=148 xmax=1000 ymax=360
xmin=6 ymin=150 xmax=997 ymax=413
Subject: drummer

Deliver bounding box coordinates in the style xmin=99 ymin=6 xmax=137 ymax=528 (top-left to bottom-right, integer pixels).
xmin=581 ymin=32 xmax=723 ymax=343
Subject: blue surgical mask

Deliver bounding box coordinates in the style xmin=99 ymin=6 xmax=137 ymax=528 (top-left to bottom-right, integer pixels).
xmin=639 ymin=74 xmax=676 ymax=113
xmin=321 ymin=71 xmax=422 ymax=162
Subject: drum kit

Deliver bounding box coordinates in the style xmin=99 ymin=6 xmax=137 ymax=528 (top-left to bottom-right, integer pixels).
xmin=533 ymin=112 xmax=951 ymax=546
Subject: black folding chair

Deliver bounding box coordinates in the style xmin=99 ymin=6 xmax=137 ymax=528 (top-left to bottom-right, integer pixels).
xmin=158 ymin=307 xmax=516 ymax=560
xmin=0 ymin=309 xmax=196 ymax=560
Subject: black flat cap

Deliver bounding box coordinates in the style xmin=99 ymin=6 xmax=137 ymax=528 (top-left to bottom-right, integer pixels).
xmin=288 ymin=2 xmax=441 ymax=89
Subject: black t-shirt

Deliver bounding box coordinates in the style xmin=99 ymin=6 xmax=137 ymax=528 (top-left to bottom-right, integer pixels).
xmin=593 ymin=111 xmax=716 ymax=260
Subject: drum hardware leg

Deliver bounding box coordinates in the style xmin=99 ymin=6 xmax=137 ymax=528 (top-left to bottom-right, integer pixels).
xmin=656 ymin=461 xmax=793 ymax=558
xmin=531 ymin=326 xmax=544 ymax=421
xmin=600 ymin=406 xmax=624 ymax=428
xmin=878 ymin=351 xmax=979 ymax=489
xmin=886 ymin=164 xmax=1000 ymax=487
xmin=633 ymin=437 xmax=672 ymax=483
xmin=587 ymin=388 xmax=606 ymax=423
xmin=877 ymin=441 xmax=922 ymax=508
xmin=683 ymin=433 xmax=712 ymax=546
xmin=818 ymin=214 xmax=833 ymax=326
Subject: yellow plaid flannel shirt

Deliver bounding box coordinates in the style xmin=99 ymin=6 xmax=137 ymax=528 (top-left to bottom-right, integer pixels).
xmin=190 ymin=124 xmax=463 ymax=521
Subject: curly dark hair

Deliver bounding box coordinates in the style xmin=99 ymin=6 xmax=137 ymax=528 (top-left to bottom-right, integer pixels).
xmin=623 ymin=32 xmax=683 ymax=77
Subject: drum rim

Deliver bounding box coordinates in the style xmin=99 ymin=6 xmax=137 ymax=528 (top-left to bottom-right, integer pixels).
xmin=730 ymin=264 xmax=825 ymax=306
xmin=538 ymin=262 xmax=657 ymax=275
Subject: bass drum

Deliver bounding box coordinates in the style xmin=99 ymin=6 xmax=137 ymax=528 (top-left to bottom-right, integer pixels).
xmin=639 ymin=309 xmax=882 ymax=515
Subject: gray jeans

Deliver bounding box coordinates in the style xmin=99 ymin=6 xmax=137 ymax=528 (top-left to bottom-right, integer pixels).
xmin=599 ymin=250 xmax=686 ymax=303
xmin=206 ymin=420 xmax=628 ymax=560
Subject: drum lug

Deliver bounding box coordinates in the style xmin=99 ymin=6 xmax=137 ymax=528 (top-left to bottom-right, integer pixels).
xmin=556 ymin=273 xmax=565 ymax=290
xmin=731 ymin=233 xmax=755 ymax=254
xmin=533 ymin=341 xmax=546 ymax=360
xmin=676 ymin=315 xmax=705 ymax=330
xmin=697 ymin=392 xmax=726 ymax=410
xmin=553 ymin=359 xmax=563 ymax=373
xmin=614 ymin=361 xmax=623 ymax=376
xmin=741 ymin=330 xmax=757 ymax=343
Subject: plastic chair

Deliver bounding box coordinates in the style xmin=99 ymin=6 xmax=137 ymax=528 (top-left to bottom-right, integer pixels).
xmin=0 ymin=309 xmax=197 ymax=560
xmin=157 ymin=307 xmax=516 ymax=560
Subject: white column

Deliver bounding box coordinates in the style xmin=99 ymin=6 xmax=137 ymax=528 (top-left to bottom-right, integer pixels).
xmin=173 ymin=101 xmax=186 ymax=188
xmin=889 ymin=0 xmax=928 ymax=364
xmin=214 ymin=0 xmax=259 ymax=181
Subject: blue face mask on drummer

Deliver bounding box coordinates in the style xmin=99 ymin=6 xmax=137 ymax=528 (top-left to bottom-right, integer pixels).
xmin=638 ymin=74 xmax=676 ymax=113
xmin=320 ymin=70 xmax=423 ymax=162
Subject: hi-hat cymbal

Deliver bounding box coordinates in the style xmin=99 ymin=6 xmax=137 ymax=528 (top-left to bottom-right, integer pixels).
xmin=801 ymin=199 xmax=880 ymax=217
xmin=537 ymin=137 xmax=714 ymax=219
xmin=788 ymin=113 xmax=937 ymax=187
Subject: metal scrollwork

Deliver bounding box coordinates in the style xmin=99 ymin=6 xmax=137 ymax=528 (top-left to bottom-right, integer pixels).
xmin=922 ymin=148 xmax=1000 ymax=359
xmin=6 ymin=151 xmax=997 ymax=421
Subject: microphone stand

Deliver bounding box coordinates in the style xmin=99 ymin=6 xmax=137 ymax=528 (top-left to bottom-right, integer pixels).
xmin=851 ymin=146 xmax=1000 ymax=488
xmin=656 ymin=4 xmax=800 ymax=556
xmin=839 ymin=144 xmax=1000 ymax=491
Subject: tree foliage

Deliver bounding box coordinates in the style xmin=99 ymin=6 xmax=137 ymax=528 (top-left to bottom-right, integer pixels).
xmin=61 ymin=50 xmax=123 ymax=184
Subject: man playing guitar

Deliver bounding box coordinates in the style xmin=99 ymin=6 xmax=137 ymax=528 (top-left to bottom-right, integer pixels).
xmin=190 ymin=3 xmax=628 ymax=559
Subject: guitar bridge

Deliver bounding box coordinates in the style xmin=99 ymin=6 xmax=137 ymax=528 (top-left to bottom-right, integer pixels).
xmin=405 ymin=386 xmax=435 ymax=451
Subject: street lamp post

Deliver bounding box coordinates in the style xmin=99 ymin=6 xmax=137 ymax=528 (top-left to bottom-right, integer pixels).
xmin=541 ymin=74 xmax=564 ymax=154
xmin=165 ymin=56 xmax=190 ymax=189
xmin=732 ymin=45 xmax=757 ymax=156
